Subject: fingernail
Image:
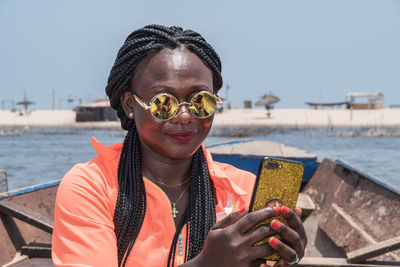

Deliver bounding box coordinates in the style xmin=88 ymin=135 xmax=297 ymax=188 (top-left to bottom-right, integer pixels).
xmin=238 ymin=207 xmax=245 ymax=213
xmin=271 ymin=220 xmax=280 ymax=229
xmin=273 ymin=206 xmax=281 ymax=213
xmin=269 ymin=236 xmax=278 ymax=247
xmin=282 ymin=206 xmax=289 ymax=214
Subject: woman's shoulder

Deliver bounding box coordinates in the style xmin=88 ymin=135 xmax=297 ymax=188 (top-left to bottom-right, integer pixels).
xmin=211 ymin=160 xmax=255 ymax=180
xmin=203 ymin=145 xmax=255 ymax=177
xmin=57 ymin=138 xmax=122 ymax=205
xmin=202 ymin=146 xmax=255 ymax=216
xmin=64 ymin=138 xmax=121 ymax=180
xmin=202 ymin=146 xmax=256 ymax=195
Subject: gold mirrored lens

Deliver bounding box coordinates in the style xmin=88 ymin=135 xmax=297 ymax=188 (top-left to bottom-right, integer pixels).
xmin=150 ymin=94 xmax=179 ymax=120
xmin=189 ymin=92 xmax=217 ymax=118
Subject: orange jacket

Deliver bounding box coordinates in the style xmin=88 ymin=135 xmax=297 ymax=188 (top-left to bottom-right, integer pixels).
xmin=52 ymin=138 xmax=256 ymax=267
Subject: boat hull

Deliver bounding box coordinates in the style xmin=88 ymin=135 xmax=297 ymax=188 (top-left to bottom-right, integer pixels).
xmin=0 ymin=181 xmax=58 ymax=266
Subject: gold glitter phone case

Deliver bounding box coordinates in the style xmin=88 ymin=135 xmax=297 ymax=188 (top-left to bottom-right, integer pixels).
xmin=249 ymin=157 xmax=304 ymax=261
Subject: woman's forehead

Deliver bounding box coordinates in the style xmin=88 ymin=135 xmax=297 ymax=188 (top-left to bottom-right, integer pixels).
xmin=161 ymin=47 xmax=191 ymax=70
xmin=131 ymin=48 xmax=213 ymax=92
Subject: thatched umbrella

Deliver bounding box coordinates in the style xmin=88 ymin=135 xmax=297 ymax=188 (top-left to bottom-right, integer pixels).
xmin=17 ymin=91 xmax=35 ymax=115
xmin=255 ymin=93 xmax=280 ymax=118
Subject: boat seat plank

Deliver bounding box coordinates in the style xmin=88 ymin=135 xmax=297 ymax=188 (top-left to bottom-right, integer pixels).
xmin=21 ymin=243 xmax=51 ymax=258
xmin=298 ymin=257 xmax=400 ymax=266
xmin=297 ymin=192 xmax=315 ymax=217
xmin=0 ymin=200 xmax=53 ymax=233
xmin=11 ymin=258 xmax=54 ymax=267
xmin=347 ymin=236 xmax=400 ymax=263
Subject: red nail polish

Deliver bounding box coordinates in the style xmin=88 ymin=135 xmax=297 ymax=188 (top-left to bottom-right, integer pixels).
xmin=271 ymin=220 xmax=280 ymax=229
xmin=273 ymin=206 xmax=281 ymax=213
xmin=238 ymin=207 xmax=245 ymax=213
xmin=282 ymin=206 xmax=289 ymax=214
xmin=269 ymin=237 xmax=278 ymax=247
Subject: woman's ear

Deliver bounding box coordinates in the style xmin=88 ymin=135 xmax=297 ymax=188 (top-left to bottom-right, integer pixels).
xmin=121 ymin=91 xmax=135 ymax=120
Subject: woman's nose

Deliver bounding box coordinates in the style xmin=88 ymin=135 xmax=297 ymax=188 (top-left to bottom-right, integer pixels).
xmin=171 ymin=103 xmax=194 ymax=124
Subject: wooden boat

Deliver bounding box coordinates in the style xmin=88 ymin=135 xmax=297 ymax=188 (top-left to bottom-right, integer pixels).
xmin=300 ymin=158 xmax=400 ymax=266
xmin=1 ymin=140 xmax=399 ymax=266
xmin=0 ymin=179 xmax=57 ymax=266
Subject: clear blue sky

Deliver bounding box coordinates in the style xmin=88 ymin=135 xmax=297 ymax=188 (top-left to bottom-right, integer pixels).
xmin=1 ymin=0 xmax=399 ymax=109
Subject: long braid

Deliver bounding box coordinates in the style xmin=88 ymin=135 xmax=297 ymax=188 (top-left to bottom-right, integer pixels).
xmin=187 ymin=148 xmax=216 ymax=258
xmin=106 ymin=24 xmax=222 ymax=266
xmin=114 ymin=122 xmax=146 ymax=265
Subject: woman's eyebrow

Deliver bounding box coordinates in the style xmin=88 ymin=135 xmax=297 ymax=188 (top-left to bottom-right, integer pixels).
xmin=142 ymin=85 xmax=174 ymax=97
xmin=191 ymin=85 xmax=211 ymax=91
xmin=151 ymin=85 xmax=173 ymax=89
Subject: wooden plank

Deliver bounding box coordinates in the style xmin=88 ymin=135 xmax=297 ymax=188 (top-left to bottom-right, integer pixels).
xmin=0 ymin=170 xmax=7 ymax=193
xmin=11 ymin=258 xmax=54 ymax=267
xmin=347 ymin=236 xmax=400 ymax=263
xmin=0 ymin=200 xmax=53 ymax=233
xmin=298 ymin=256 xmax=349 ymax=266
xmin=298 ymin=257 xmax=400 ymax=267
xmin=297 ymin=192 xmax=315 ymax=217
xmin=20 ymin=243 xmax=51 ymax=258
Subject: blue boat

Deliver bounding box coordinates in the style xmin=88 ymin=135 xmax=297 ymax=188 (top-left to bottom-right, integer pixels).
xmin=207 ymin=139 xmax=319 ymax=183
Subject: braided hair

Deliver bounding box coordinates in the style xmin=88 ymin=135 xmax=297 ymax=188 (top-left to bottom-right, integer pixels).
xmin=105 ymin=24 xmax=223 ymax=266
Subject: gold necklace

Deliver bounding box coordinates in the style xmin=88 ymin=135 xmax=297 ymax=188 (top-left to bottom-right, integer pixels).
xmin=170 ymin=183 xmax=190 ymax=218
xmin=150 ymin=176 xmax=191 ymax=188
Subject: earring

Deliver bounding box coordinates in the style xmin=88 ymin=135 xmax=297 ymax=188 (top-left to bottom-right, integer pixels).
xmin=128 ymin=112 xmax=134 ymax=119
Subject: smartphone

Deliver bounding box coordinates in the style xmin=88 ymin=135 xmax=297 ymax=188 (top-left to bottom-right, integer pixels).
xmin=248 ymin=156 xmax=304 ymax=261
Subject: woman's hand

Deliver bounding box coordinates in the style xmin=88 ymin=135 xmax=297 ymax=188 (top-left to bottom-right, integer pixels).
xmin=267 ymin=207 xmax=307 ymax=266
xmin=183 ymin=206 xmax=307 ymax=267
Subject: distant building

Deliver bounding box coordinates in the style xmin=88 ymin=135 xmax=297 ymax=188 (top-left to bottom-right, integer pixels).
xmin=346 ymin=92 xmax=384 ymax=109
xmin=75 ymin=99 xmax=118 ymax=122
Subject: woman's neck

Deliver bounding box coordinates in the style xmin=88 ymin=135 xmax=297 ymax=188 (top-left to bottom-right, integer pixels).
xmin=140 ymin=141 xmax=193 ymax=186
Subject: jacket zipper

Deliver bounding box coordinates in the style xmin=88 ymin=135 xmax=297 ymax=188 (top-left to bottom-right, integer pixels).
xmin=177 ymin=225 xmax=186 ymax=265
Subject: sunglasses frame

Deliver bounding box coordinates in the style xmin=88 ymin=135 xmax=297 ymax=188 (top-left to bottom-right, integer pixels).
xmin=132 ymin=91 xmax=222 ymax=121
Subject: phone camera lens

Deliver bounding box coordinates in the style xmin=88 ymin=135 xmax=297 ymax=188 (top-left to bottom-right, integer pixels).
xmin=265 ymin=161 xmax=278 ymax=169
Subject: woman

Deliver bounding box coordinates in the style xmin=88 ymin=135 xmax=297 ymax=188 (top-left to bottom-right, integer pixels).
xmin=52 ymin=24 xmax=307 ymax=267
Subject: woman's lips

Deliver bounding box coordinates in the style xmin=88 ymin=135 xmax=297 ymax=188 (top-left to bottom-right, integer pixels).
xmin=168 ymin=131 xmax=196 ymax=144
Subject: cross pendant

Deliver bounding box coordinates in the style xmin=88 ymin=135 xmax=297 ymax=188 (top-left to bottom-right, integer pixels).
xmin=171 ymin=203 xmax=178 ymax=218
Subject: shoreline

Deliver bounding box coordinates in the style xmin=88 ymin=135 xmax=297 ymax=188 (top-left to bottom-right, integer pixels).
xmin=2 ymin=125 xmax=400 ymax=137
xmin=1 ymin=109 xmax=400 ymax=137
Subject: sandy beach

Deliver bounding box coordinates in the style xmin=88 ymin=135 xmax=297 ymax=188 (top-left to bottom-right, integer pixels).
xmin=1 ymin=108 xmax=400 ymax=128
xmin=0 ymin=110 xmax=118 ymax=128
xmin=213 ymin=108 xmax=400 ymax=127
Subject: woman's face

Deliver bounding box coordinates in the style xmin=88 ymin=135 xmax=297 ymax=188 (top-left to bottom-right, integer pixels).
xmin=126 ymin=47 xmax=215 ymax=160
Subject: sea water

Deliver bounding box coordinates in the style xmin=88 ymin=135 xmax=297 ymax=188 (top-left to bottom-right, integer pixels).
xmin=0 ymin=127 xmax=399 ymax=190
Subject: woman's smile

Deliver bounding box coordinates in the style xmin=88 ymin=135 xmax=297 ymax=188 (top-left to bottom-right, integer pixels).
xmin=168 ymin=131 xmax=197 ymax=144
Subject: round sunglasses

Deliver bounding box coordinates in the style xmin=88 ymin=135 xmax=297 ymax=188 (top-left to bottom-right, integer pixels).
xmin=133 ymin=91 xmax=222 ymax=121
